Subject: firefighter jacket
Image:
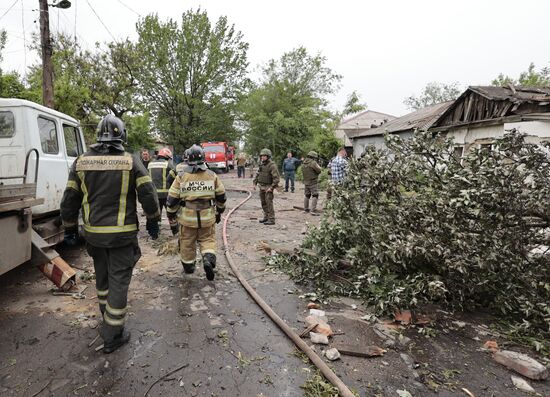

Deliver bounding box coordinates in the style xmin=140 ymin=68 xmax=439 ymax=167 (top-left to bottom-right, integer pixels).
xmin=302 ymin=158 xmax=322 ymax=185
xmin=148 ymin=158 xmax=176 ymax=199
xmin=61 ymin=143 xmax=160 ymax=247
xmin=176 ymin=162 xmax=187 ymax=176
xmin=253 ymin=159 xmax=280 ymax=188
xmin=166 ymin=169 xmax=226 ymax=228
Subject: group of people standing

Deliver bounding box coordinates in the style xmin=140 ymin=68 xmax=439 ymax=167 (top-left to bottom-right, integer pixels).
xmin=60 ymin=114 xmax=348 ymax=355
xmin=252 ymin=146 xmax=348 ymax=225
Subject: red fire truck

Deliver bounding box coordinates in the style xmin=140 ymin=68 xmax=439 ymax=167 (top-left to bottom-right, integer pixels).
xmin=201 ymin=141 xmax=230 ymax=172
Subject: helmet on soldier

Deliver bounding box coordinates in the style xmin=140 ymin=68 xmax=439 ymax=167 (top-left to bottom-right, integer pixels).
xmin=260 ymin=148 xmax=272 ymax=158
xmin=307 ymin=151 xmax=318 ymax=159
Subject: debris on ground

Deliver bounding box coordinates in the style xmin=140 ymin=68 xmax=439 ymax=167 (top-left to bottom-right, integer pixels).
xmin=307 ymin=302 xmax=319 ymax=310
xmin=510 ymin=375 xmax=536 ymax=393
xmin=309 ymin=332 xmax=329 ymax=345
xmin=332 ymin=344 xmax=386 ymax=358
xmin=394 ymin=309 xmax=412 ymax=325
xmin=492 ymin=350 xmax=548 ymax=380
xmin=309 ymin=308 xmax=325 ymax=317
xmin=324 ymin=348 xmax=341 ymax=361
xmin=305 ymin=315 xmax=333 ymax=337
xmin=482 ymin=340 xmax=499 ymax=352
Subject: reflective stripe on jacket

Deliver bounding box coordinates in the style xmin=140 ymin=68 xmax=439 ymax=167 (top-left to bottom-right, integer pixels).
xmin=61 ymin=144 xmax=160 ymax=247
xmin=166 ymin=169 xmax=226 ymax=228
xmin=148 ymin=158 xmax=176 ymax=199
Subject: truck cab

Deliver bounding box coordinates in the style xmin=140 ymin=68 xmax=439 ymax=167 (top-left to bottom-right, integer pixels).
xmin=0 ymin=98 xmax=86 ymax=216
xmin=0 ymin=98 xmax=86 ymax=277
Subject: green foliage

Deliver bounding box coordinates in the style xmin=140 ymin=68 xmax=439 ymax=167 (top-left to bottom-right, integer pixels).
xmin=404 ymin=82 xmax=462 ymax=110
xmin=492 ymin=62 xmax=550 ymax=87
xmin=135 ymin=9 xmax=249 ymax=152
xmin=241 ymin=47 xmax=341 ymax=163
xmin=342 ymin=90 xmax=367 ymax=116
xmin=124 ymin=112 xmax=156 ymax=152
xmin=0 ymin=72 xmax=27 ymax=99
xmin=0 ymin=30 xmax=29 ymax=100
xmin=272 ymin=131 xmax=550 ymax=341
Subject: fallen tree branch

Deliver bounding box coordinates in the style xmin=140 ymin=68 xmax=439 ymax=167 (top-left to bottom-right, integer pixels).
xmin=143 ymin=363 xmax=189 ymax=397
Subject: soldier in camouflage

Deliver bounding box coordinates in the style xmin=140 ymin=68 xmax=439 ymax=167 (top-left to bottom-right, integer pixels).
xmin=253 ymin=148 xmax=280 ymax=225
xmin=302 ymin=150 xmax=322 ymax=214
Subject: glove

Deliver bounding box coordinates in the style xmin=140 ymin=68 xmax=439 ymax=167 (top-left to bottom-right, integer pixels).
xmin=216 ymin=212 xmax=222 ymax=224
xmin=64 ymin=227 xmax=78 ymax=247
xmin=168 ymin=216 xmax=179 ymax=235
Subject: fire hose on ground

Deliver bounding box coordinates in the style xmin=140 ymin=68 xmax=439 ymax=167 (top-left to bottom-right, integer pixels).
xmin=222 ymin=188 xmax=355 ymax=397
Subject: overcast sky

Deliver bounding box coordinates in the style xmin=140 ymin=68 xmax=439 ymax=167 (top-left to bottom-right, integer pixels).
xmin=1 ymin=0 xmax=549 ymax=116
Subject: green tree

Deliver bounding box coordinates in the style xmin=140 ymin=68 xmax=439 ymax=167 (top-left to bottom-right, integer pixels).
xmin=26 ymin=33 xmax=146 ymax=143
xmin=492 ymin=62 xmax=550 ymax=87
xmin=404 ymin=82 xmax=462 ymax=111
xmin=241 ymin=47 xmax=341 ymax=163
xmin=135 ymin=9 xmax=250 ymax=152
xmin=124 ymin=112 xmax=156 ymax=152
xmin=0 ymin=30 xmax=28 ymax=99
xmin=342 ymin=90 xmax=367 ymax=116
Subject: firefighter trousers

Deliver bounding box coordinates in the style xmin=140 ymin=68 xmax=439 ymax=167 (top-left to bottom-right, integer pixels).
xmin=86 ymin=240 xmax=141 ymax=342
xmin=179 ymin=224 xmax=217 ymax=265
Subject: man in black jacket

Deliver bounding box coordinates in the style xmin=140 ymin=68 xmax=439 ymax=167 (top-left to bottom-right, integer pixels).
xmin=60 ymin=115 xmax=160 ymax=353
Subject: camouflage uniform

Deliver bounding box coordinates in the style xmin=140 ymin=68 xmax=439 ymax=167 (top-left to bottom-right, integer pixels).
xmin=302 ymin=152 xmax=322 ymax=213
xmin=253 ymin=153 xmax=280 ymax=222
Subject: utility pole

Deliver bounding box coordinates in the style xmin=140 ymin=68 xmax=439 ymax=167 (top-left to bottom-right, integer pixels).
xmin=38 ymin=0 xmax=54 ymax=108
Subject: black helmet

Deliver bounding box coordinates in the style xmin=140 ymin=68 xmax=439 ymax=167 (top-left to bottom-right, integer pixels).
xmin=97 ymin=114 xmax=126 ymax=144
xmin=186 ymin=144 xmax=207 ymax=172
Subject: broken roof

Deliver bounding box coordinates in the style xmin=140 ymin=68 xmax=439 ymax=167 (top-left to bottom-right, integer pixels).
xmin=350 ymin=101 xmax=453 ymax=138
xmin=468 ymin=85 xmax=550 ymax=102
xmin=432 ymin=85 xmax=550 ymax=129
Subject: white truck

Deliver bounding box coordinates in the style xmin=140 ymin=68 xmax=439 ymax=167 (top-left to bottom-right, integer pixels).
xmin=0 ymin=98 xmax=87 ymax=287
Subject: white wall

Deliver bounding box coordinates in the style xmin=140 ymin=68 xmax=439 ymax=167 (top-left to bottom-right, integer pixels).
xmin=446 ymin=120 xmax=550 ymax=152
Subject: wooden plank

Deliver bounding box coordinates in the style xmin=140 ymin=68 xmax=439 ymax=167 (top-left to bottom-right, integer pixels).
xmin=0 ymin=197 xmax=44 ymax=213
xmin=331 ymin=344 xmax=386 ymax=358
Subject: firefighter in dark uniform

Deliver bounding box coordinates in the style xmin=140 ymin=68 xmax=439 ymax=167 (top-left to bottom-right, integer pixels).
xmin=253 ymin=148 xmax=280 ymax=225
xmin=167 ymin=145 xmax=226 ymax=280
xmin=60 ymin=115 xmax=160 ymax=354
xmin=146 ymin=147 xmax=176 ymax=239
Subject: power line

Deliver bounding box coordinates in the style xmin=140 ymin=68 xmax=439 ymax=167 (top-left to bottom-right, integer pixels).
xmin=116 ymin=0 xmax=140 ymax=17
xmin=20 ymin=0 xmax=27 ymax=75
xmin=86 ymin=0 xmax=117 ymax=42
xmin=73 ymin=0 xmax=76 ymax=42
xmin=0 ymin=0 xmax=19 ymax=22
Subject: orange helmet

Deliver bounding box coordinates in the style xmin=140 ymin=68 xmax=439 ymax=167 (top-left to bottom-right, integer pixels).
xmin=158 ymin=148 xmax=173 ymax=159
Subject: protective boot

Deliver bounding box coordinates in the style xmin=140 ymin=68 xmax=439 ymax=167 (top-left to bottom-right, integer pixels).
xmin=203 ymin=253 xmax=216 ymax=281
xmin=103 ymin=330 xmax=131 ymax=354
xmin=311 ymin=197 xmax=319 ymax=215
xmin=181 ymin=261 xmax=196 ymax=274
xmin=303 ymin=197 xmax=310 ymax=213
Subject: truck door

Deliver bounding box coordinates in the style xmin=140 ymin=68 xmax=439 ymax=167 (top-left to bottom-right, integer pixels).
xmin=62 ymin=123 xmax=85 ymax=169
xmin=0 ymin=109 xmax=26 ymax=184
xmin=34 ymin=115 xmax=68 ymax=214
